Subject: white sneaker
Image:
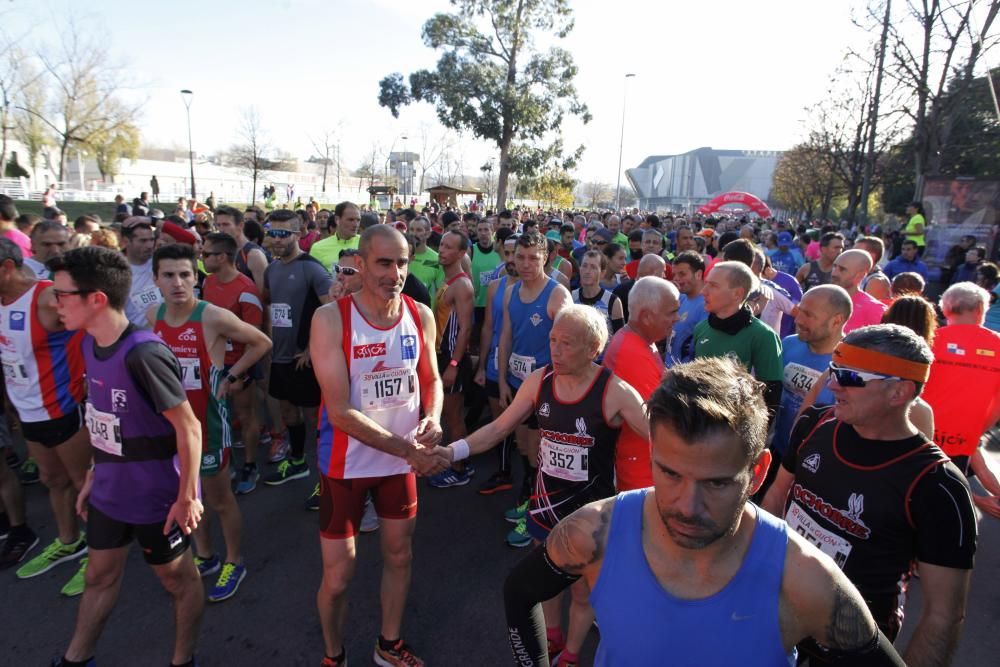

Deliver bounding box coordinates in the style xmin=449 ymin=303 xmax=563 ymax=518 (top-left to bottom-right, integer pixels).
xmin=360 ymin=498 xmax=380 ymax=533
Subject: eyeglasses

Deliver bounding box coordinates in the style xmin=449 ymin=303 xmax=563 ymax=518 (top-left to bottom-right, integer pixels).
xmin=335 ymin=266 xmax=359 ymax=276
xmin=265 ymin=228 xmax=296 ymax=239
xmin=828 ymin=363 xmax=897 ymax=388
xmin=53 ymin=288 xmax=94 ymax=302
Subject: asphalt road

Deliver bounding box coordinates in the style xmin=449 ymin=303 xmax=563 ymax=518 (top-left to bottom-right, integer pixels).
xmin=3 ymin=443 xmax=999 ymax=666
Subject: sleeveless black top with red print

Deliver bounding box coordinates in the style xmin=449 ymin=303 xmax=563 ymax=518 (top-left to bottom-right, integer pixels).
xmin=528 ymin=365 xmax=620 ymax=535
xmin=782 ymin=406 xmax=976 ymax=637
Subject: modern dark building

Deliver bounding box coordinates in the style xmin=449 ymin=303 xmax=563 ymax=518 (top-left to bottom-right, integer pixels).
xmin=626 ymin=147 xmax=782 ymax=212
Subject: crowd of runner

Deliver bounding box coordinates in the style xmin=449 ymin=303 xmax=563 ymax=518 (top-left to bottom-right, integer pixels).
xmin=0 ymin=192 xmax=998 ymax=666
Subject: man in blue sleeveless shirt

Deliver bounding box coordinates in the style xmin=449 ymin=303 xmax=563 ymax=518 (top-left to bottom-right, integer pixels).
xmin=504 ymin=356 xmax=904 ymax=667
xmin=48 ymin=247 xmax=205 ymax=667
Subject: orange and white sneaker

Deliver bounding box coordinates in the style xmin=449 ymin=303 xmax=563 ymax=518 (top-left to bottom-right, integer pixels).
xmin=373 ymin=638 xmax=424 ymax=667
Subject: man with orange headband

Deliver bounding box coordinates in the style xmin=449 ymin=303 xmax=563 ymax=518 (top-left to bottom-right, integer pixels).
xmin=763 ymin=324 xmax=976 ymax=666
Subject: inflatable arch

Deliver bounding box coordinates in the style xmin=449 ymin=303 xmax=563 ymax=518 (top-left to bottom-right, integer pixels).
xmin=697 ymin=191 xmax=772 ymax=218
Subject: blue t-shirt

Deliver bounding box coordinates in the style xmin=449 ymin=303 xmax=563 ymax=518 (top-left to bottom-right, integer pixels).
xmin=768 ymin=249 xmax=803 ymax=275
xmin=986 ymin=284 xmax=1000 ymax=333
xmin=773 ymin=335 xmax=835 ymax=457
xmin=666 ymin=293 xmax=707 ymax=367
xmin=884 ymin=256 xmax=929 ymax=281
xmin=769 ymin=271 xmax=803 ymax=339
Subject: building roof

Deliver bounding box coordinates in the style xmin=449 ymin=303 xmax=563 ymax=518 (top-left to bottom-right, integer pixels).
xmin=425 ymin=184 xmax=483 ymax=195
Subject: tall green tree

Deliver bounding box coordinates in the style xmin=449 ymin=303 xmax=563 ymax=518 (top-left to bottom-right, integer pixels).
xmin=89 ymin=121 xmax=140 ymax=183
xmin=378 ymin=0 xmax=591 ymax=210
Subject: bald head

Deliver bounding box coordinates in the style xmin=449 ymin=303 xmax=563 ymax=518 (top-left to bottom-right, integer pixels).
xmin=831 ymin=249 xmax=872 ymax=291
xmin=637 ymin=253 xmax=666 ymax=278
xmin=801 ymin=284 xmax=853 ymax=321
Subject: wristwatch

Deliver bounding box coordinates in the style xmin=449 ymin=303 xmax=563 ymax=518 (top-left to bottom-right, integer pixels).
xmin=225 ymin=373 xmax=241 ymax=384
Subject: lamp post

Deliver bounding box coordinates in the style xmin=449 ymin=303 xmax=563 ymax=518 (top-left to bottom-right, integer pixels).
xmin=614 ymin=73 xmax=636 ymax=211
xmin=180 ymin=89 xmax=196 ymax=199
xmin=401 ymin=134 xmax=409 ymax=201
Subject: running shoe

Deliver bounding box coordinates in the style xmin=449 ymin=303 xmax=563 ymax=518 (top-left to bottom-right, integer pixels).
xmin=0 ymin=512 xmax=10 ymax=541
xmin=426 ymin=466 xmax=471 ymax=488
xmin=50 ymin=658 xmax=96 ymax=667
xmin=478 ymin=471 xmax=513 ymax=495
xmin=320 ymin=653 xmax=346 ymax=667
xmin=16 ymin=534 xmax=87 ymax=578
xmin=4 ymin=447 xmax=21 ymax=469
xmin=0 ymin=528 xmax=38 ymax=569
xmin=194 ymin=553 xmax=221 ymax=578
xmin=17 ymin=458 xmax=39 ymax=485
xmin=305 ymin=483 xmax=321 ymax=511
xmin=373 ymin=638 xmax=424 ymax=667
xmin=235 ymin=465 xmax=259 ymax=495
xmin=360 ymin=498 xmax=379 ymax=533
xmin=208 ymin=562 xmax=247 ymax=602
xmin=504 ymin=500 xmax=528 ymax=523
xmin=267 ymin=433 xmax=289 ymax=463
xmin=506 ymin=518 xmax=532 ymax=548
xmin=465 ymin=462 xmax=476 ymax=478
xmin=264 ymin=458 xmax=309 ymax=486
xmin=259 ymin=427 xmax=273 ymax=446
xmin=60 ymin=557 xmax=88 ymax=597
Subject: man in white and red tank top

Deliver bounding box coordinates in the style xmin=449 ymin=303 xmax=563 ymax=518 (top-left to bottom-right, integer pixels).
xmin=311 ymin=225 xmax=447 ymax=667
xmin=0 ymin=238 xmax=89 ymax=588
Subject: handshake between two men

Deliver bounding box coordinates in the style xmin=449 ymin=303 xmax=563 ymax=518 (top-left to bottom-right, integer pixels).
xmin=403 ymin=416 xmax=462 ymax=476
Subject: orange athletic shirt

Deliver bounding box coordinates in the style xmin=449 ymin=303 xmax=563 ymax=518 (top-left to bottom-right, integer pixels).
xmin=922 ymin=324 xmax=1000 ymax=457
xmin=602 ymin=327 xmax=665 ymax=490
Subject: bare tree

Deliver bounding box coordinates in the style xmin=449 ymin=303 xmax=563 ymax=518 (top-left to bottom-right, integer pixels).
xmin=309 ymin=121 xmax=344 ymax=194
xmin=416 ymin=123 xmax=455 ymax=192
xmin=16 ymin=26 xmax=142 ymax=182
xmin=884 ymin=0 xmax=999 ymax=196
xmin=579 ymin=180 xmax=610 ymax=208
xmin=227 ymin=107 xmax=269 ymax=204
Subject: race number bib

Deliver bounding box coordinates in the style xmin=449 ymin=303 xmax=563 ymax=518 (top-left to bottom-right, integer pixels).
xmin=785 ymin=500 xmax=853 ymax=568
xmin=479 ymin=272 xmax=492 ymax=286
xmin=131 ymin=286 xmax=162 ymax=309
xmin=1 ymin=354 xmax=29 ymax=389
xmin=270 ymin=303 xmax=293 ymax=328
xmin=509 ymin=353 xmax=535 ymax=381
xmin=359 ymin=367 xmax=416 ymax=411
xmin=86 ymin=402 xmax=123 ymax=457
xmin=784 ymin=362 xmax=823 ymax=397
xmin=179 ymin=357 xmax=202 ymax=391
xmin=540 ymin=438 xmax=589 ymax=483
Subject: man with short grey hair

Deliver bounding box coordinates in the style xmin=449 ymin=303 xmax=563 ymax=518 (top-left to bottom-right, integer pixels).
xmin=922 ymin=282 xmax=1000 ymax=512
xmin=603 ymin=276 xmax=679 ymax=490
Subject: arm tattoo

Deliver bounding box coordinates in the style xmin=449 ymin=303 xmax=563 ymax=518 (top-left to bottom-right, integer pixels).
xmin=552 ymin=502 xmax=613 ymax=575
xmin=824 ymin=583 xmax=873 ymax=651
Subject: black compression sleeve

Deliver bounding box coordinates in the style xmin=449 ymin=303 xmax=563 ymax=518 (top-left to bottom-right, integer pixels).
xmin=824 ymin=629 xmax=906 ymax=667
xmin=763 ymin=380 xmax=782 ymax=429
xmin=504 ymin=545 xmax=581 ymax=667
xmin=611 ymin=317 xmax=625 ymax=333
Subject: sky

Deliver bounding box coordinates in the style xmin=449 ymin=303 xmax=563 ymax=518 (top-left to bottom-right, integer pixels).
xmin=7 ymin=0 xmax=876 ymax=187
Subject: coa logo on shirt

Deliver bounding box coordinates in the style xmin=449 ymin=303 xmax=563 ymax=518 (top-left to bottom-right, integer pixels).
xmin=353 ymin=342 xmax=387 ymax=359
xmin=400 ymin=335 xmax=417 ymax=360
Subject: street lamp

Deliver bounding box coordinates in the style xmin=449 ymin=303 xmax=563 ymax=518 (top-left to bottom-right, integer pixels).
xmin=615 ymin=73 xmax=636 ymax=211
xmin=180 ymin=89 xmax=196 ymax=199
xmin=401 ymin=134 xmax=409 ymax=200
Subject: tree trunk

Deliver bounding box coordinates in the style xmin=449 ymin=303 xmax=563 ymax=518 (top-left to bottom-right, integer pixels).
xmin=58 ymin=138 xmax=70 ymax=182
xmin=321 ymin=159 xmax=328 ymax=193
xmin=251 ymin=169 xmax=258 ymax=204
xmin=861 ymin=0 xmax=891 ymax=221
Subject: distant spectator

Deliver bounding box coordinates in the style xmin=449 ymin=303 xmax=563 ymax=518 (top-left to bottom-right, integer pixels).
xmin=15 ymin=213 xmax=40 ymax=235
xmin=0 ymin=194 xmax=32 ymax=258
xmin=951 ymin=246 xmax=987 ymax=284
xmin=884 ymin=239 xmax=929 ymax=281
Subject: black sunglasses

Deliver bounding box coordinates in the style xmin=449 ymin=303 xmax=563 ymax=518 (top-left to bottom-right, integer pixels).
xmin=828 ymin=363 xmax=896 ymax=388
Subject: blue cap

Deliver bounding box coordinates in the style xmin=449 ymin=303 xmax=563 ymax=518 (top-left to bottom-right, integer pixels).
xmin=777 ymin=231 xmax=793 ymax=246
